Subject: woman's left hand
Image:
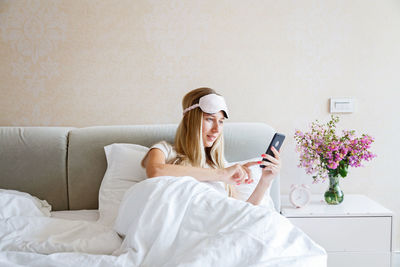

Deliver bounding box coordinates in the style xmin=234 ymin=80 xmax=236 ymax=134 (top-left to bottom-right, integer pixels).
xmin=258 ymin=146 xmax=282 ymax=184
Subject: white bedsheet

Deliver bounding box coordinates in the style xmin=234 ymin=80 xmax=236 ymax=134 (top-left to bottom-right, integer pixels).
xmin=0 ymin=216 xmax=121 ymax=255
xmin=51 ymin=210 xmax=99 ymax=222
xmin=0 ymin=177 xmax=327 ymax=266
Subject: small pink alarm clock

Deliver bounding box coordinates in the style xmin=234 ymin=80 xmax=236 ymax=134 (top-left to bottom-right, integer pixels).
xmin=289 ymin=184 xmax=311 ymax=208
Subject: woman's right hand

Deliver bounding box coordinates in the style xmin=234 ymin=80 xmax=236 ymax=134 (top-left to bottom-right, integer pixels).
xmin=221 ymin=162 xmax=258 ymax=185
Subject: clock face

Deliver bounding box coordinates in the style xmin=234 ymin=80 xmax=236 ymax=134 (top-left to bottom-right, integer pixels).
xmin=290 ymin=187 xmax=310 ymax=208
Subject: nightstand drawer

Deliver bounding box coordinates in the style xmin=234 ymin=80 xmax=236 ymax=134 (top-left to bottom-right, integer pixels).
xmin=289 ymin=216 xmax=392 ymax=252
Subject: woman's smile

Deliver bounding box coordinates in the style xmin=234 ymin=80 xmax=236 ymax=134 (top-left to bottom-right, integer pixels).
xmin=207 ymin=135 xmax=217 ymax=141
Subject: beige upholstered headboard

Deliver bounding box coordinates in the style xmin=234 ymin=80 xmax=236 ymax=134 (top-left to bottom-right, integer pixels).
xmin=0 ymin=123 xmax=280 ymax=211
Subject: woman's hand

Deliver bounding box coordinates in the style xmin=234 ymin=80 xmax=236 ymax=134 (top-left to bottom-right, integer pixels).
xmin=220 ymin=147 xmax=281 ymax=186
xmin=258 ymin=146 xmax=282 ymax=185
xmin=221 ymin=162 xmax=258 ymax=185
xmin=245 ymin=147 xmax=282 ymax=205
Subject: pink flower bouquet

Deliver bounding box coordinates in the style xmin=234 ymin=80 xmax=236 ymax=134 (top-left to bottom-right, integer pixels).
xmin=294 ymin=116 xmax=376 ymax=183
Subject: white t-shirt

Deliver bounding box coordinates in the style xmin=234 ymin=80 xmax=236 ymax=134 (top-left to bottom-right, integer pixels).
xmin=150 ymin=141 xmax=228 ymax=196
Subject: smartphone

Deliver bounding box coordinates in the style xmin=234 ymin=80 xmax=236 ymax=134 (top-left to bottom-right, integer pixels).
xmin=260 ymin=133 xmax=285 ymax=168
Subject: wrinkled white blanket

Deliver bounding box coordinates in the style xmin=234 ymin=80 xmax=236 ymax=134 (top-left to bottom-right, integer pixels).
xmin=0 ymin=177 xmax=327 ymax=266
xmin=112 ymin=176 xmax=326 ymax=266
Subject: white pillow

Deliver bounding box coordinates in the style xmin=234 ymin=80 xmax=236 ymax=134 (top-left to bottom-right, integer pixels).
xmin=0 ymin=189 xmax=51 ymax=218
xmin=98 ymin=143 xmax=149 ymax=226
xmin=228 ymin=158 xmax=275 ymax=211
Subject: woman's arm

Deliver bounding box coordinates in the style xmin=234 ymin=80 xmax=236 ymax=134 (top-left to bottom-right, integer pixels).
xmin=246 ymin=177 xmax=273 ymax=205
xmin=246 ymin=147 xmax=281 ymax=205
xmin=143 ymin=148 xmax=252 ymax=184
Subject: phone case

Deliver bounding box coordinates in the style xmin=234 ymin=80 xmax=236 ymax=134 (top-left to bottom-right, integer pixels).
xmin=260 ymin=133 xmax=285 ymax=168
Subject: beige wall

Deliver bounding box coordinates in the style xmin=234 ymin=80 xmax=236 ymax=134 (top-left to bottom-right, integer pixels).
xmin=1 ymin=0 xmax=400 ymax=250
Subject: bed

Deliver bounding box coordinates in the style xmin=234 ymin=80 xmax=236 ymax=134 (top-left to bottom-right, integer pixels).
xmin=0 ymin=123 xmax=327 ymax=266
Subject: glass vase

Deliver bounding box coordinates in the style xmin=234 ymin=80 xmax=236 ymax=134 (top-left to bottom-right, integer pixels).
xmin=324 ymin=174 xmax=344 ymax=205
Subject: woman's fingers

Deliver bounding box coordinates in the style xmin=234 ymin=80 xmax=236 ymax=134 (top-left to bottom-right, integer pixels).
xmin=231 ymin=164 xmax=255 ymax=185
xmin=242 ymin=165 xmax=252 ymax=179
xmin=261 ymin=160 xmax=280 ymax=169
xmin=262 ymin=156 xmax=278 ymax=165
xmin=230 ymin=158 xmax=282 ymax=185
xmin=263 ymin=155 xmax=279 ymax=165
xmin=262 ymin=148 xmax=281 ymax=166
xmin=262 ymin=163 xmax=280 ymax=174
xmin=232 ymin=165 xmax=244 ymax=184
xmin=271 ymin=146 xmax=281 ymax=160
xmin=244 ymin=161 xmax=259 ymax=167
xmin=242 ymin=165 xmax=254 ymax=184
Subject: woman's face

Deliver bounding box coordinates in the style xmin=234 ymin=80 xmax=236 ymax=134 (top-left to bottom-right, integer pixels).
xmin=202 ymin=111 xmax=225 ymax=148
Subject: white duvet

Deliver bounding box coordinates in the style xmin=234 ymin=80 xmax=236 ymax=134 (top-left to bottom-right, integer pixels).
xmin=0 ymin=177 xmax=327 ymax=266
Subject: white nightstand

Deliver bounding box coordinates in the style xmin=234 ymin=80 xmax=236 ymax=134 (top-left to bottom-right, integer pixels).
xmin=281 ymin=194 xmax=393 ymax=253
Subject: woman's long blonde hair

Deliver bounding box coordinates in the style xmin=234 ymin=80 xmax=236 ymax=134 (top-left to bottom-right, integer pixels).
xmin=174 ymin=88 xmax=234 ymax=197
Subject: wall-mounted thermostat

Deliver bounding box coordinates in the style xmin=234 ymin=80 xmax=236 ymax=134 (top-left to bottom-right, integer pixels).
xmin=330 ymin=98 xmax=355 ymax=113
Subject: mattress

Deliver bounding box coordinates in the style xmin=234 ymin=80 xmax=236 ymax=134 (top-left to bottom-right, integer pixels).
xmin=51 ymin=209 xmax=99 ymax=221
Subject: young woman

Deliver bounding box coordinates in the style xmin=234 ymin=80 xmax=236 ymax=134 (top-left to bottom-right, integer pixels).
xmin=141 ymin=87 xmax=281 ymax=205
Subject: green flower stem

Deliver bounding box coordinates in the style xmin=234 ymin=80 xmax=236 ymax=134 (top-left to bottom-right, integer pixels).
xmin=324 ymin=174 xmax=344 ymax=205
